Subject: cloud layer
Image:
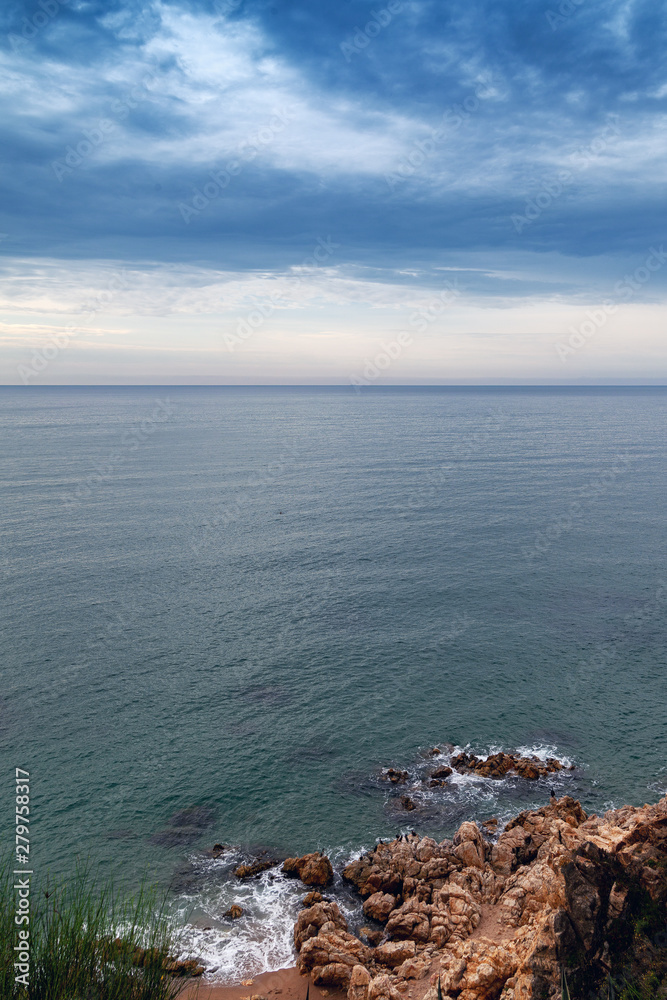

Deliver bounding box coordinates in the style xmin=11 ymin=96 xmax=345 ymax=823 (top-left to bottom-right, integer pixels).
xmin=1 ymin=0 xmax=666 ymax=382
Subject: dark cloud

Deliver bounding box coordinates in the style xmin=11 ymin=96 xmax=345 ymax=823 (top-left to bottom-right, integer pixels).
xmin=1 ymin=0 xmax=666 ymax=287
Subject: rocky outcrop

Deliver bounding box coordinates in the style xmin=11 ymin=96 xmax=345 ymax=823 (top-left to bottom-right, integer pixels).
xmin=450 ymin=751 xmax=567 ymax=780
xmin=293 ymin=794 xmax=667 ymax=1000
xmin=295 ymin=900 xmax=372 ymax=987
xmin=283 ymin=852 xmax=334 ymax=886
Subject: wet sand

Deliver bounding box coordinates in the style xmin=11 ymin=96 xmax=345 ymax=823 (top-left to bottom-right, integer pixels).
xmin=183 ymin=966 xmax=346 ymax=1000
xmin=183 ymin=961 xmax=438 ymax=1000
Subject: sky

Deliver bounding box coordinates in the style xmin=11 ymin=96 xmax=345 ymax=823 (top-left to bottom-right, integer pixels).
xmin=0 ymin=0 xmax=666 ymax=384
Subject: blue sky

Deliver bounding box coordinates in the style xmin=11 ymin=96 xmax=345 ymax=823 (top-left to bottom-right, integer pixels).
xmin=1 ymin=0 xmax=666 ymax=383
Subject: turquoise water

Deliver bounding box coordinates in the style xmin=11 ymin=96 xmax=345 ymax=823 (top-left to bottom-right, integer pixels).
xmin=1 ymin=386 xmax=666 ymax=978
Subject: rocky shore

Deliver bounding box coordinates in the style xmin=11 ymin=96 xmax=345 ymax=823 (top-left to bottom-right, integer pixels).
xmin=287 ymin=793 xmax=667 ymax=1000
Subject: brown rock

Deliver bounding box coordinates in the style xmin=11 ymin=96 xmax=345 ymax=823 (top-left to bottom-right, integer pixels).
xmin=360 ymin=926 xmax=384 ymax=946
xmin=452 ymin=821 xmax=486 ymax=870
xmin=363 ymin=892 xmax=397 ymax=923
xmin=400 ymin=796 xmax=416 ymax=811
xmin=224 ymin=904 xmax=243 ymax=919
xmin=164 ymin=958 xmax=205 ymax=977
xmin=282 ymin=852 xmax=334 ymax=886
xmin=430 ymin=766 xmax=453 ymax=779
xmin=348 ymin=964 xmax=371 ymax=1000
xmin=367 ymin=973 xmax=404 ymax=1000
xmin=303 ymin=891 xmax=323 ymax=906
xmin=375 ymin=940 xmax=417 ymax=967
xmin=385 ymin=898 xmax=431 ymax=942
xmin=234 ymin=860 xmax=275 ymax=879
xmin=383 ymin=769 xmax=409 ymax=784
xmin=294 ymin=900 xmax=348 ymax=950
xmin=395 ymin=954 xmax=432 ymax=979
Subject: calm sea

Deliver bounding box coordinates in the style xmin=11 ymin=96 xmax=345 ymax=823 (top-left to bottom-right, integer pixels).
xmin=1 ymin=386 xmax=665 ymax=979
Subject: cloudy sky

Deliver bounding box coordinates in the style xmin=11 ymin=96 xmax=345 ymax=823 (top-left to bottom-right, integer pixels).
xmin=1 ymin=0 xmax=666 ymax=384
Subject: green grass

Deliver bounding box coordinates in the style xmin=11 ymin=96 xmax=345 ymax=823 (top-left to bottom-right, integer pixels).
xmin=0 ymin=857 xmax=197 ymax=1000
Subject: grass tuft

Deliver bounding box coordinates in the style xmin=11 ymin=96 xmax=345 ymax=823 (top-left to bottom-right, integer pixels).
xmin=0 ymin=856 xmax=197 ymax=1000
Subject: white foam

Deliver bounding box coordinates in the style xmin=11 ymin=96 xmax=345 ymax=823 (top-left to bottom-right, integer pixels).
xmin=172 ymin=849 xmax=362 ymax=985
xmin=174 ymin=865 xmax=303 ymax=984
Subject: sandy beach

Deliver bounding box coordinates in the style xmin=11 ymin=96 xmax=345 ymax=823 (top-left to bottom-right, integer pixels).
xmin=183 ymin=966 xmax=347 ymax=1000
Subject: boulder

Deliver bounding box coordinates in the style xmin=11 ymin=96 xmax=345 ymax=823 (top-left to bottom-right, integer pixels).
xmin=395 ymin=954 xmax=432 ymax=980
xmin=430 ymin=766 xmax=453 ymax=780
xmin=224 ymin=904 xmax=243 ymax=919
xmin=303 ymin=891 xmax=323 ymax=906
xmin=363 ymin=892 xmax=397 ymax=923
xmin=234 ymin=860 xmax=276 ymax=879
xmin=294 ymin=900 xmax=348 ymax=949
xmin=348 ymin=964 xmax=371 ymax=1000
xmin=367 ymin=973 xmax=404 ymax=1000
xmin=375 ymin=940 xmax=417 ymax=967
xmin=282 ymin=852 xmax=334 ymax=886
xmin=452 ymin=821 xmax=486 ymax=870
xmin=385 ymin=898 xmax=431 ymax=942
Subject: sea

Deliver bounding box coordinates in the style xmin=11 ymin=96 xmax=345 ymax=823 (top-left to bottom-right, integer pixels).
xmin=1 ymin=385 xmax=666 ymax=981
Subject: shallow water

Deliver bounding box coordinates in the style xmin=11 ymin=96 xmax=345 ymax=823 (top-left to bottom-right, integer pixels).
xmin=2 ymin=385 xmax=666 ymax=980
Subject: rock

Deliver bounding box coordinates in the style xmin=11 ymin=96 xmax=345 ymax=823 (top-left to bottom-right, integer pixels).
xmin=385 ymin=898 xmax=431 ymax=942
xmin=382 ymin=769 xmax=409 ymax=784
xmin=375 ymin=940 xmax=417 ymax=967
xmin=234 ymin=860 xmax=276 ymax=879
xmin=282 ymin=852 xmax=334 ymax=886
xmin=294 ymin=900 xmax=348 ymax=950
xmin=395 ymin=954 xmax=431 ymax=979
xmin=164 ymin=958 xmax=205 ymax=977
xmin=295 ymin=794 xmax=667 ymax=1000
xmin=449 ymin=751 xmax=565 ymax=781
xmin=430 ymin=766 xmax=453 ymax=779
xmin=224 ymin=904 xmax=243 ymax=919
xmin=303 ymin=891 xmax=323 ymax=906
xmin=348 ymin=964 xmax=371 ymax=1000
xmin=363 ymin=892 xmax=397 ymax=923
xmin=367 ymin=973 xmax=404 ymax=1000
xmin=400 ymin=796 xmax=416 ymax=811
xmin=360 ymin=926 xmax=384 ymax=946
xmin=452 ymin=821 xmax=487 ymax=870
xmin=298 ymin=925 xmax=372 ymax=988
